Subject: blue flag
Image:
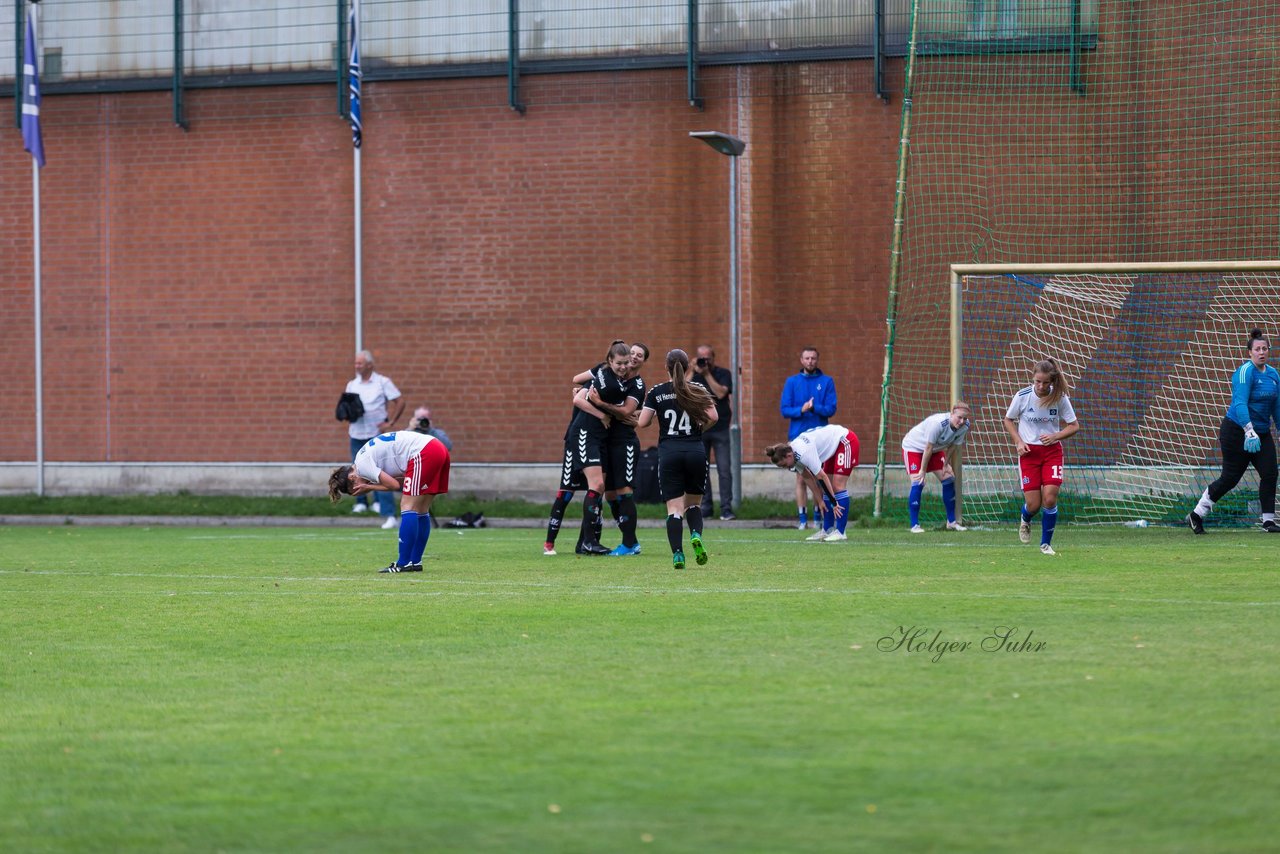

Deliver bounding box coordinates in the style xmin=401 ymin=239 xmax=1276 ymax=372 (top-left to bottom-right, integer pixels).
xmin=348 ymin=2 xmax=362 ymax=149
xmin=22 ymin=13 xmax=46 ymax=168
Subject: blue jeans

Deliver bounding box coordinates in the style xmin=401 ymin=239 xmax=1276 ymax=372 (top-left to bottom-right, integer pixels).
xmin=350 ymin=437 xmax=396 ymax=517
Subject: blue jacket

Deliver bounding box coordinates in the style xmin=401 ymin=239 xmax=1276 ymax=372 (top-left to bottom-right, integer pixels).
xmin=1228 ymin=361 xmax=1280 ymax=433
xmin=780 ymin=370 xmax=838 ymax=440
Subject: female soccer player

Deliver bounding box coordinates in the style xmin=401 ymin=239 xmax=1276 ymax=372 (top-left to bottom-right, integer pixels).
xmin=328 ymin=429 xmax=451 ymax=573
xmin=901 ymin=402 xmax=972 ymax=533
xmin=636 ymin=349 xmax=718 ymax=569
xmin=1003 ymin=358 xmax=1079 ymax=555
xmin=586 ymin=342 xmax=650 ymax=556
xmin=763 ymin=424 xmax=860 ymax=542
xmin=1186 ymin=328 xmax=1280 ymax=534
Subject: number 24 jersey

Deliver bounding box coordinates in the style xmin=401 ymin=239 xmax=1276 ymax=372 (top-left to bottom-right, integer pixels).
xmin=643 ymin=380 xmax=707 ymax=444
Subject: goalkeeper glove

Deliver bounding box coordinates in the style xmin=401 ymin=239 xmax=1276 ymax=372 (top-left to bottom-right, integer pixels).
xmin=1244 ymin=424 xmax=1262 ymax=453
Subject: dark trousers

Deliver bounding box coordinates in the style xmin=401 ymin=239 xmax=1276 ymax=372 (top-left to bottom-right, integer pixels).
xmin=700 ymin=429 xmax=733 ymax=515
xmin=1208 ymin=419 xmax=1278 ymax=513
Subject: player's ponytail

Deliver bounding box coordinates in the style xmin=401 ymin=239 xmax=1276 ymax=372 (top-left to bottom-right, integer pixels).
xmin=667 ymin=349 xmax=716 ymax=431
xmin=328 ymin=465 xmax=354 ymax=502
xmin=1035 ymin=358 xmax=1070 ymax=407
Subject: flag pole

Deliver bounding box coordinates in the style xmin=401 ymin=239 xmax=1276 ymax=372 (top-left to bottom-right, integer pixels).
xmin=23 ymin=1 xmax=46 ymax=497
xmin=349 ymin=0 xmax=363 ymax=354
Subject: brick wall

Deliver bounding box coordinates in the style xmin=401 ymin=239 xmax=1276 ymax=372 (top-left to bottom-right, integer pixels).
xmin=0 ymin=62 xmax=901 ymax=467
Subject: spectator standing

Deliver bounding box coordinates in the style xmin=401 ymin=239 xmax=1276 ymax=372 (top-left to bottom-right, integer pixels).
xmin=345 ymin=350 xmax=405 ymax=529
xmin=780 ymin=347 xmax=838 ymax=532
xmin=691 ymin=345 xmax=736 ymax=521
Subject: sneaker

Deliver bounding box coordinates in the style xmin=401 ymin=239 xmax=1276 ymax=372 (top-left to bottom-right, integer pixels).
xmin=910 ymin=525 xmax=925 ymax=534
xmin=543 ymin=543 xmax=557 ymax=556
xmin=806 ymin=529 xmax=830 ymax=542
xmin=690 ymin=534 xmax=708 ymax=565
xmin=579 ymin=541 xmax=611 ymax=556
xmin=352 ymin=503 xmax=369 ymax=514
xmin=403 ymin=563 xmax=423 ymax=572
xmin=719 ymin=511 xmax=737 ymax=521
xmin=797 ymin=521 xmax=808 ymax=531
xmin=381 ymin=516 xmax=398 ymax=530
xmin=378 ymin=563 xmax=411 ymax=573
xmin=1018 ymin=520 xmax=1031 ymax=544
xmin=1186 ymin=512 xmax=1205 ymax=535
xmin=1263 ymin=520 xmax=1280 ymax=533
xmin=673 ymin=550 xmax=686 ymax=570
xmin=1040 ymin=543 xmax=1057 ymax=556
xmin=608 ymin=543 xmax=640 ymax=557
xmin=823 ymin=531 xmax=848 ymax=542
xmin=946 ymin=521 xmax=968 ymax=532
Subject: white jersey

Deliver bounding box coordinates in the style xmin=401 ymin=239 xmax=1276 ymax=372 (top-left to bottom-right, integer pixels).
xmin=901 ymin=413 xmax=969 ymax=453
xmin=353 ymin=431 xmax=434 ymax=482
xmin=346 ymin=371 xmax=402 ymax=440
xmin=1005 ymin=386 xmax=1077 ymax=444
xmin=790 ymin=424 xmax=849 ymax=474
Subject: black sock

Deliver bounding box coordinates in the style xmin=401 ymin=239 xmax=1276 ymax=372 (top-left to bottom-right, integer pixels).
xmin=581 ymin=490 xmax=603 ymax=544
xmin=618 ymin=494 xmax=639 ymax=547
xmin=545 ymin=490 xmax=574 ymax=546
xmin=685 ymin=505 xmax=704 ymax=538
xmin=667 ymin=514 xmax=684 ymax=553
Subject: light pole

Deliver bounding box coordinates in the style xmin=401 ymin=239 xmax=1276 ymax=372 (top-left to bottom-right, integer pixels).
xmin=689 ymin=130 xmax=746 ymax=514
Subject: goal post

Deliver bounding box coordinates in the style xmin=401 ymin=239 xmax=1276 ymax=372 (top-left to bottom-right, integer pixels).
xmin=941 ymin=261 xmax=1280 ymax=527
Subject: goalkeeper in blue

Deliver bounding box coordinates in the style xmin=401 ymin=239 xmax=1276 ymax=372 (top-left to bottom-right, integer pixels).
xmin=901 ymin=402 xmax=972 ymax=533
xmin=1186 ymin=328 xmax=1280 ymax=534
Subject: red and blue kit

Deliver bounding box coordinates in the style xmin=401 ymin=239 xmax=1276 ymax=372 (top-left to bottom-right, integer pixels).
xmin=1005 ymin=386 xmax=1077 ymax=491
xmin=354 ymin=431 xmax=451 ymax=496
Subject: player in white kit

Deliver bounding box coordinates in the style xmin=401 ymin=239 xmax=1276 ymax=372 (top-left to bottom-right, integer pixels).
xmin=763 ymin=423 xmax=860 ymax=542
xmin=901 ymin=402 xmax=971 ymax=533
xmin=329 ymin=430 xmax=452 ymax=573
xmin=1003 ymin=358 xmax=1079 ymax=556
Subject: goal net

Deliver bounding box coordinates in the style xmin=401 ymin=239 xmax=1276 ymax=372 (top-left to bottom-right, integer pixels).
xmin=951 ymin=263 xmax=1280 ymax=527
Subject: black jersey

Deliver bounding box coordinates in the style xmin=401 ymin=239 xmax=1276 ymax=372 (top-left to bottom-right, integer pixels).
xmin=644 ymin=381 xmax=707 ymax=444
xmin=609 ymin=374 xmax=646 ymax=441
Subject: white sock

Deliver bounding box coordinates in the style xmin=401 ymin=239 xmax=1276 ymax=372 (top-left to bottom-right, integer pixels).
xmin=1194 ymin=489 xmax=1215 ymax=517
xmin=1264 ymin=513 xmax=1276 ymax=523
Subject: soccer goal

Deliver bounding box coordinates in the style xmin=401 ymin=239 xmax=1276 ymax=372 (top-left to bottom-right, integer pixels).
xmin=949 ymin=261 xmax=1280 ymax=527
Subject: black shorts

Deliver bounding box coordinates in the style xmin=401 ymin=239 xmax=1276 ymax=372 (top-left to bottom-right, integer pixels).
xmin=571 ymin=423 xmax=606 ymax=472
xmin=658 ymin=442 xmax=708 ymax=502
xmin=604 ymin=435 xmax=640 ymax=491
xmin=559 ymin=441 xmax=588 ymax=491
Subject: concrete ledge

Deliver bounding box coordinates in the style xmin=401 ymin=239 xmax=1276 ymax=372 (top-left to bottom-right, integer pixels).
xmin=0 ymin=461 xmax=893 ymax=501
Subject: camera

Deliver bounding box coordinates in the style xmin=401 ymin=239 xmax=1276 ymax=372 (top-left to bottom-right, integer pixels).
xmin=696 ymin=358 xmax=708 ymax=368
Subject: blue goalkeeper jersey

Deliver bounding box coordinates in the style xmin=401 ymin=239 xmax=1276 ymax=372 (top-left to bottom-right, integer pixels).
xmin=1227 ymin=361 xmax=1280 ymax=433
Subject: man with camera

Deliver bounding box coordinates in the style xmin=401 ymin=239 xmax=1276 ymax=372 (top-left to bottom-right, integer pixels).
xmin=690 ymin=345 xmax=736 ymax=521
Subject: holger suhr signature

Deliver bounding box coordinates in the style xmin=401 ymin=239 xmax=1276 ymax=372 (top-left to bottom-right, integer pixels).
xmin=877 ymin=626 xmax=1047 ymax=663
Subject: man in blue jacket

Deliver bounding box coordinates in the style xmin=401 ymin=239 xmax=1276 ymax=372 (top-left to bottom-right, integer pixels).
xmin=780 ymin=347 xmax=838 ymax=531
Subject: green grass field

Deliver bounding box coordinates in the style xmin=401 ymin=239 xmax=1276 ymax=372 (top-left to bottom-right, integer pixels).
xmin=2 ymin=523 xmax=1277 ymax=852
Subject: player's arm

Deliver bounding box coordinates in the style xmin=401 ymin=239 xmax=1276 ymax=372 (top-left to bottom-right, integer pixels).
xmin=1043 ymin=419 xmax=1080 ymax=445
xmin=571 ymin=369 xmax=593 ymax=385
xmin=912 ymin=442 xmax=933 ymax=483
xmin=573 ymin=387 xmax=611 ymax=427
xmin=1004 ymin=416 xmax=1030 ymax=456
xmin=1228 ymin=363 xmax=1254 ymax=429
xmin=636 ymin=406 xmax=656 ymax=430
xmin=942 ymin=444 xmax=961 ymax=480
xmin=351 ymin=469 xmax=401 ymax=495
xmin=807 ymin=469 xmax=844 ymax=518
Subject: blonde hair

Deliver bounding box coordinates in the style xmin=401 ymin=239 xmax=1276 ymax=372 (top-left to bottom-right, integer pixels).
xmin=1034 ymin=358 xmax=1069 ymax=408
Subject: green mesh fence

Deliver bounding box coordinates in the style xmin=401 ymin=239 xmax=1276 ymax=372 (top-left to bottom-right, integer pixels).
xmin=880 ymin=1 xmax=1280 ymax=528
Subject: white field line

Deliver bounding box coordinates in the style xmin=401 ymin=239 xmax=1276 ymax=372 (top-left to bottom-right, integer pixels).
xmin=0 ymin=569 xmax=1275 ymax=607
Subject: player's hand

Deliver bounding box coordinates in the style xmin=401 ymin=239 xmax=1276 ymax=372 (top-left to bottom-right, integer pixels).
xmin=1245 ymin=425 xmax=1262 ymax=453
xmin=1016 ymin=441 xmax=1030 ymax=456
xmin=910 ymin=470 xmax=926 ymax=484
xmin=1039 ymin=433 xmax=1059 ymax=446
xmin=587 ymin=387 xmax=601 ymax=404
xmin=940 ymin=464 xmax=954 ymax=481
xmin=833 ymin=503 xmax=845 ymax=519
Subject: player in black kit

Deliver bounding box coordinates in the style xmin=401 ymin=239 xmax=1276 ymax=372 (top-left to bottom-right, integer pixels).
xmin=542 ymin=341 xmax=636 ymax=556
xmin=586 ymin=342 xmax=649 ymax=555
xmin=637 ymin=349 xmax=719 ymax=569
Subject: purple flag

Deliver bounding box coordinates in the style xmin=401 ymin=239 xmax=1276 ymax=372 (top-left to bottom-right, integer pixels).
xmin=22 ymin=13 xmax=46 ymax=168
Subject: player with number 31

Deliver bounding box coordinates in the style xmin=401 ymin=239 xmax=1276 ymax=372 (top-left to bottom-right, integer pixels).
xmin=1004 ymin=358 xmax=1080 ymax=556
